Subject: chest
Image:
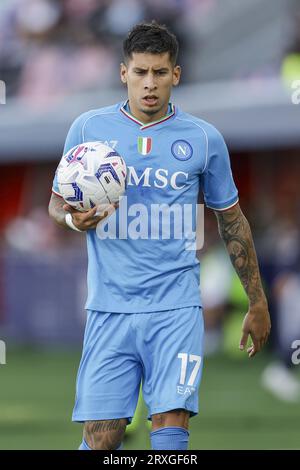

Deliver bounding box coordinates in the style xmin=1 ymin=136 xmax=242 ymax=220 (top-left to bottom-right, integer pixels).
xmin=85 ymin=122 xmax=206 ymax=192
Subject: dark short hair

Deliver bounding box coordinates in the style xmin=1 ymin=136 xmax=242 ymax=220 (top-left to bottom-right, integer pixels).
xmin=123 ymin=21 xmax=179 ymax=65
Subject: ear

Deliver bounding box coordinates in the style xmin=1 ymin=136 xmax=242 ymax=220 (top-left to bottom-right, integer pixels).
xmin=172 ymin=65 xmax=181 ymax=87
xmin=120 ymin=62 xmax=127 ymax=84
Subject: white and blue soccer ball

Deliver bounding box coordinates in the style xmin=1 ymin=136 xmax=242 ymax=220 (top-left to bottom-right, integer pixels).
xmin=56 ymin=141 xmax=127 ymax=211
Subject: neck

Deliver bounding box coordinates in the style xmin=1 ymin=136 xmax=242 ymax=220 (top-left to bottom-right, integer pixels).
xmin=127 ymin=100 xmax=170 ymax=124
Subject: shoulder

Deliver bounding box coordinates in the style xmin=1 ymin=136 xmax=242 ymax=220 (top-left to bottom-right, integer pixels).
xmin=69 ymin=103 xmax=121 ymax=131
xmin=175 ymin=108 xmax=225 ymax=143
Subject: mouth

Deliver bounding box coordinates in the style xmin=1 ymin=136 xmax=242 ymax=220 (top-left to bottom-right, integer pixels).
xmin=142 ymin=95 xmax=159 ymax=106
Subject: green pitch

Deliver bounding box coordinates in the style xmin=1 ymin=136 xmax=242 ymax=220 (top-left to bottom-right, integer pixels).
xmin=0 ymin=347 xmax=299 ymax=450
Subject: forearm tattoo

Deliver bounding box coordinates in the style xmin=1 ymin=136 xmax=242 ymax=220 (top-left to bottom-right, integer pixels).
xmin=215 ymin=206 xmax=265 ymax=306
xmin=48 ymin=193 xmax=68 ymax=228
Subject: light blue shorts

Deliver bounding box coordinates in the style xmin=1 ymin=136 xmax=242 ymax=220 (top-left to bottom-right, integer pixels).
xmin=72 ymin=306 xmax=204 ymax=423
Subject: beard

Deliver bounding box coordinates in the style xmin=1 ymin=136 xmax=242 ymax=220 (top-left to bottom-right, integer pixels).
xmin=139 ymin=102 xmax=164 ymax=116
xmin=141 ymin=107 xmax=159 ymax=116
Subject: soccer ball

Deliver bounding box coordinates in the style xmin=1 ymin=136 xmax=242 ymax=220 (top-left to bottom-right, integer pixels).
xmin=56 ymin=141 xmax=127 ymax=211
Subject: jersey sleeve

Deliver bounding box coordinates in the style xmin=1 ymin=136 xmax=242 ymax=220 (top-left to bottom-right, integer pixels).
xmin=201 ymin=126 xmax=239 ymax=210
xmin=52 ymin=113 xmax=87 ymax=195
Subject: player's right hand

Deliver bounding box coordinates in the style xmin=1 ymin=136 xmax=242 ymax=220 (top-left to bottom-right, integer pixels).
xmin=63 ymin=203 xmax=118 ymax=231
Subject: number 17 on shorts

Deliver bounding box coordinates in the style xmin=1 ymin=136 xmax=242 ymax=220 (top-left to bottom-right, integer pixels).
xmin=177 ymin=353 xmax=202 ymax=396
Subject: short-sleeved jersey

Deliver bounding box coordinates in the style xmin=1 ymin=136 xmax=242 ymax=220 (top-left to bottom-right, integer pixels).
xmin=52 ymin=101 xmax=238 ymax=313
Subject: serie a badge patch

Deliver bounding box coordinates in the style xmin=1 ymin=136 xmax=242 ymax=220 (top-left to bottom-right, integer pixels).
xmin=138 ymin=136 xmax=152 ymax=155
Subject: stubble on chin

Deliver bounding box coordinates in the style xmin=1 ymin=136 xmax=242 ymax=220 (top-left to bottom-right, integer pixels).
xmin=139 ymin=102 xmax=164 ymax=117
xmin=140 ymin=108 xmax=159 ymax=116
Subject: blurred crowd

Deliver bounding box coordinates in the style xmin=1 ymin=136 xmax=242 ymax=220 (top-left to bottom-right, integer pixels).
xmin=281 ymin=6 xmax=300 ymax=86
xmin=1 ymin=0 xmax=299 ymax=107
xmin=0 ymin=0 xmax=215 ymax=106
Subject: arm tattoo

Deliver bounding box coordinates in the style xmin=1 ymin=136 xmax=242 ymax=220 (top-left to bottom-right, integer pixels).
xmin=48 ymin=193 xmax=69 ymax=229
xmin=215 ymin=205 xmax=266 ymax=306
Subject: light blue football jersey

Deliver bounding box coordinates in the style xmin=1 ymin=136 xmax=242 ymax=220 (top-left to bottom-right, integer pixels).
xmin=52 ymin=101 xmax=238 ymax=313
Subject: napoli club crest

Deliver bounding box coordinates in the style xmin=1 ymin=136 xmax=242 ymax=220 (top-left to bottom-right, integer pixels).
xmin=171 ymin=140 xmax=193 ymax=161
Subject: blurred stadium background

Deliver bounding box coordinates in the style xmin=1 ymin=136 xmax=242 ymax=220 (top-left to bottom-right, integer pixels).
xmin=1 ymin=0 xmax=300 ymax=450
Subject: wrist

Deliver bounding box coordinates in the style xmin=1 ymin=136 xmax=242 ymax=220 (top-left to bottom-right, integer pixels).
xmin=65 ymin=213 xmax=83 ymax=232
xmin=249 ymin=295 xmax=268 ymax=310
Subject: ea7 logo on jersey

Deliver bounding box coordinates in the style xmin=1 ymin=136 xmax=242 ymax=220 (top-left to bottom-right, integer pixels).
xmin=127 ymin=166 xmax=189 ymax=190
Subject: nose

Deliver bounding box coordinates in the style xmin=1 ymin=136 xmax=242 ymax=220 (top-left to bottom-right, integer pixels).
xmin=143 ymin=73 xmax=157 ymax=91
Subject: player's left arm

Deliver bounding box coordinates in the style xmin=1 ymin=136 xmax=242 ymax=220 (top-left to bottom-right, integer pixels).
xmin=214 ymin=202 xmax=271 ymax=357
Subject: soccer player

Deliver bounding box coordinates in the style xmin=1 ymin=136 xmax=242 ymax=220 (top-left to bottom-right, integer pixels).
xmin=48 ymin=22 xmax=271 ymax=451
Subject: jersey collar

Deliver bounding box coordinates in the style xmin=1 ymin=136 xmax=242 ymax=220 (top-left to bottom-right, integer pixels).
xmin=120 ymin=99 xmax=176 ymax=130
